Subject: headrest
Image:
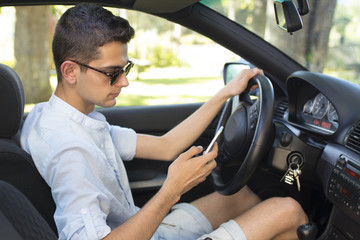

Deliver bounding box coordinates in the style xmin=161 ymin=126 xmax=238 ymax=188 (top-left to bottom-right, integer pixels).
xmin=0 ymin=64 xmax=25 ymax=138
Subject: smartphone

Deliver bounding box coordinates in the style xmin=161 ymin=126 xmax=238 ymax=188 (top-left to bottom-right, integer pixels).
xmin=203 ymin=126 xmax=224 ymax=155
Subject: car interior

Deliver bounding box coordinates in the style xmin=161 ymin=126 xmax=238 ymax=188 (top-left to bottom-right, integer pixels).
xmin=0 ymin=0 xmax=360 ymax=240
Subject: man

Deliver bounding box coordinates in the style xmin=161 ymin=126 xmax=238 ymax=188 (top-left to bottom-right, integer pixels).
xmin=21 ymin=3 xmax=308 ymax=240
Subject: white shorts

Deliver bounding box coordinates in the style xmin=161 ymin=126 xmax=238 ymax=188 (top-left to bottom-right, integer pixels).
xmin=156 ymin=203 xmax=247 ymax=240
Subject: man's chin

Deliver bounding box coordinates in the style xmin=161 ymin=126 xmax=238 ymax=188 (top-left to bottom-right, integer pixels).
xmin=100 ymin=99 xmax=117 ymax=108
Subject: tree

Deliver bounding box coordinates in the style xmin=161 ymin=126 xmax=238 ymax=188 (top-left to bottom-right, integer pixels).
xmin=265 ymin=0 xmax=337 ymax=72
xmin=334 ymin=9 xmax=350 ymax=45
xmin=252 ymin=0 xmax=267 ymax=37
xmin=14 ymin=6 xmax=52 ymax=104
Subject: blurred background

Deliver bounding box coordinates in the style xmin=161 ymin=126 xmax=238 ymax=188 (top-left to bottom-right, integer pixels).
xmin=0 ymin=0 xmax=359 ymax=111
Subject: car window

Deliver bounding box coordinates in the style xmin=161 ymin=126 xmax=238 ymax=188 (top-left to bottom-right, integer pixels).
xmin=0 ymin=6 xmax=238 ymax=111
xmin=120 ymin=9 xmax=237 ymax=107
xmin=201 ymin=0 xmax=360 ymax=85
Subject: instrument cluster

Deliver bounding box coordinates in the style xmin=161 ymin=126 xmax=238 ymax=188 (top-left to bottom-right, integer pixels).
xmin=300 ymin=92 xmax=339 ymax=133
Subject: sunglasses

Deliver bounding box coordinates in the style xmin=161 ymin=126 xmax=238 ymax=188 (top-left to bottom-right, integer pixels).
xmin=70 ymin=60 xmax=134 ymax=85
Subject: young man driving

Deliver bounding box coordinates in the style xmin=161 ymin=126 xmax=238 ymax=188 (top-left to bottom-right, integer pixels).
xmin=21 ymin=3 xmax=308 ymax=240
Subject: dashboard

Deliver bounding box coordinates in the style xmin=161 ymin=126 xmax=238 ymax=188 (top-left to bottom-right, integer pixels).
xmin=278 ymin=71 xmax=360 ymax=238
xmin=286 ymin=71 xmax=360 ymax=140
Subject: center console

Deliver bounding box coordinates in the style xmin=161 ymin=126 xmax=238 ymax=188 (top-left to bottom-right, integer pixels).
xmin=327 ymin=154 xmax=360 ymax=222
xmin=319 ymin=145 xmax=360 ymax=240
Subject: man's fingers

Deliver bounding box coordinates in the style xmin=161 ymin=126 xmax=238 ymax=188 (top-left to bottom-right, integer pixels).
xmin=206 ymin=142 xmax=218 ymax=157
xmin=180 ymin=145 xmax=203 ymax=159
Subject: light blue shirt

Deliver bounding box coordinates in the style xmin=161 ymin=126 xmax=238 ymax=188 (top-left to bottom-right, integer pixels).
xmin=21 ymin=95 xmax=159 ymax=239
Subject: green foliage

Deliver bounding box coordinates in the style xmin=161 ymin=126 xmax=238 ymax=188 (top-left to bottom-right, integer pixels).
xmin=51 ymin=5 xmax=70 ymax=18
xmin=147 ymin=45 xmax=182 ymax=68
xmin=0 ymin=60 xmax=15 ymax=68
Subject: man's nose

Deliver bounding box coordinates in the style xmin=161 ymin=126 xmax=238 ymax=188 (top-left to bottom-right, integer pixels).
xmin=115 ymin=73 xmax=129 ymax=88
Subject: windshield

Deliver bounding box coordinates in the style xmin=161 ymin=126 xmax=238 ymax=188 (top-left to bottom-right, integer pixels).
xmin=201 ymin=0 xmax=360 ymax=84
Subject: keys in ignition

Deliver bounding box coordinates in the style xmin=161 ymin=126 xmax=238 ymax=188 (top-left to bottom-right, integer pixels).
xmin=281 ymin=165 xmax=294 ymax=185
xmin=293 ymin=166 xmax=302 ymax=192
xmin=281 ymin=162 xmax=302 ymax=192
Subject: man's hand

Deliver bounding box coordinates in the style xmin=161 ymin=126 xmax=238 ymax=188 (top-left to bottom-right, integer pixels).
xmin=223 ymin=68 xmax=264 ymax=98
xmin=105 ymin=144 xmax=218 ymax=240
xmin=164 ymin=143 xmax=218 ymax=198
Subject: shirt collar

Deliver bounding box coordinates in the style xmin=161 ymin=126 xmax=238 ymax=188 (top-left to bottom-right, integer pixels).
xmin=50 ymin=94 xmax=110 ymax=131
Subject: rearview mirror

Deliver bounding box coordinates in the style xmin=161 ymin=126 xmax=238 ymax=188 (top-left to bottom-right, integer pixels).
xmin=223 ymin=62 xmax=250 ymax=85
xmin=295 ymin=0 xmax=309 ymax=15
xmin=274 ymin=0 xmax=303 ymax=34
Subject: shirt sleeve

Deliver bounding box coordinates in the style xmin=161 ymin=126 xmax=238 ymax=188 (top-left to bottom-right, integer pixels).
xmin=110 ymin=126 xmax=137 ymax=161
xmin=45 ymin=142 xmax=113 ymax=240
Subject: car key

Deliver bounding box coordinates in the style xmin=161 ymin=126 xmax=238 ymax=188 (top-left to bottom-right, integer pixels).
xmin=280 ymin=163 xmax=294 ymax=185
xmin=293 ymin=166 xmax=302 ymax=192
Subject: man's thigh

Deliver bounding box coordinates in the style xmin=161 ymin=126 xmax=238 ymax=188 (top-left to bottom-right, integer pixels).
xmin=190 ymin=186 xmax=261 ymax=230
xmin=157 ymin=203 xmax=247 ymax=240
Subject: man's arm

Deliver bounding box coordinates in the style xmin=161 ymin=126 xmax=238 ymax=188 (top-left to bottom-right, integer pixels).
xmin=135 ymin=68 xmax=263 ymax=161
xmin=104 ymin=144 xmax=218 ymax=240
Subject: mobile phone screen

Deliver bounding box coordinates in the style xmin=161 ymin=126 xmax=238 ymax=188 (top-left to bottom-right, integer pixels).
xmin=204 ymin=126 xmax=224 ymax=154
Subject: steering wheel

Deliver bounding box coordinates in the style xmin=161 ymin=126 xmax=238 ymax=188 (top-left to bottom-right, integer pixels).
xmin=211 ymin=74 xmax=275 ymax=195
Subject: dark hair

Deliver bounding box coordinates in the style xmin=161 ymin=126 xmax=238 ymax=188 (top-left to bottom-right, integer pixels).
xmin=52 ymin=3 xmax=135 ymax=82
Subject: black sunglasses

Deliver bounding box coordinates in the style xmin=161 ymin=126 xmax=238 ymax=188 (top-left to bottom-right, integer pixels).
xmin=70 ymin=60 xmax=134 ymax=85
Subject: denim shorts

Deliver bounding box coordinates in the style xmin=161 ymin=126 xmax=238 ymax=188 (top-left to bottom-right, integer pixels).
xmin=157 ymin=203 xmax=247 ymax=240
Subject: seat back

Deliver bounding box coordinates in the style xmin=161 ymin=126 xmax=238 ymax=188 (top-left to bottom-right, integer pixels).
xmin=0 ymin=180 xmax=57 ymax=240
xmin=0 ymin=63 xmax=57 ymax=234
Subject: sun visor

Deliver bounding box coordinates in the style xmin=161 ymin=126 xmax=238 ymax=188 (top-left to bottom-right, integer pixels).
xmin=134 ymin=0 xmax=199 ymax=13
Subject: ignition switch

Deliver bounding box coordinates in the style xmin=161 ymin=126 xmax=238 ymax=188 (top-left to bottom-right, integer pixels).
xmin=287 ymin=152 xmax=304 ymax=166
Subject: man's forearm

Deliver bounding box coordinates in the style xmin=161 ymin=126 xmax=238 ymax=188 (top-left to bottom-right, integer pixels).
xmin=135 ymin=88 xmax=229 ymax=161
xmin=103 ymin=184 xmax=180 ymax=240
xmin=161 ymin=88 xmax=230 ymax=157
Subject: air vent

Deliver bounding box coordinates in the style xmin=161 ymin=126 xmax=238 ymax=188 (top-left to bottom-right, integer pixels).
xmin=346 ymin=122 xmax=360 ymax=154
xmin=274 ymin=100 xmax=288 ymax=120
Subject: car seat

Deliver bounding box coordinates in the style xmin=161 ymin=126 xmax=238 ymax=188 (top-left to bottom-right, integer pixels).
xmin=0 ymin=63 xmax=57 ymax=234
xmin=0 ymin=180 xmax=57 ymax=239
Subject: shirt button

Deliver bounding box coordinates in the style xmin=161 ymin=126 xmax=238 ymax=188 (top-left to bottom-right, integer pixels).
xmin=81 ymin=209 xmax=87 ymax=214
xmin=101 ymin=144 xmax=104 ymax=148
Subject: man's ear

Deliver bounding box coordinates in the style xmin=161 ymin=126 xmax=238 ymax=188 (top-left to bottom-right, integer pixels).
xmin=60 ymin=61 xmax=78 ymax=85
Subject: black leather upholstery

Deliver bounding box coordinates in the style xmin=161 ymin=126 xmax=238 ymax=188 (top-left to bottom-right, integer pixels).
xmin=0 ymin=63 xmax=57 ymax=234
xmin=0 ymin=64 xmax=25 ymax=138
xmin=0 ymin=180 xmax=57 ymax=240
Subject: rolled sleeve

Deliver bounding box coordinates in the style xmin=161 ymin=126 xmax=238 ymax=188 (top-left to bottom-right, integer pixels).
xmin=58 ymin=206 xmax=111 ymax=240
xmin=47 ymin=146 xmax=112 ymax=240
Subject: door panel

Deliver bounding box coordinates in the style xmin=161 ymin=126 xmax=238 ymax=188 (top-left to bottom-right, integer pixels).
xmin=100 ymin=103 xmax=202 ymax=134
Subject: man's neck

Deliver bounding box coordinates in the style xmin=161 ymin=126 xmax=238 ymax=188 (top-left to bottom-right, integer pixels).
xmin=54 ymin=86 xmax=95 ymax=115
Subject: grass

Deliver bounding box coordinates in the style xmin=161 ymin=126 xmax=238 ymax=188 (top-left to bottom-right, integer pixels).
xmin=24 ymin=74 xmax=224 ymax=112
xmin=116 ymin=94 xmax=215 ymax=106
xmin=116 ymin=75 xmax=223 ymax=106
xmin=133 ymin=76 xmax=221 ymax=85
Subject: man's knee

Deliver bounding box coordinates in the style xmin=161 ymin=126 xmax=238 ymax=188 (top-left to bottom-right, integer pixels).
xmin=272 ymin=197 xmax=308 ymax=226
